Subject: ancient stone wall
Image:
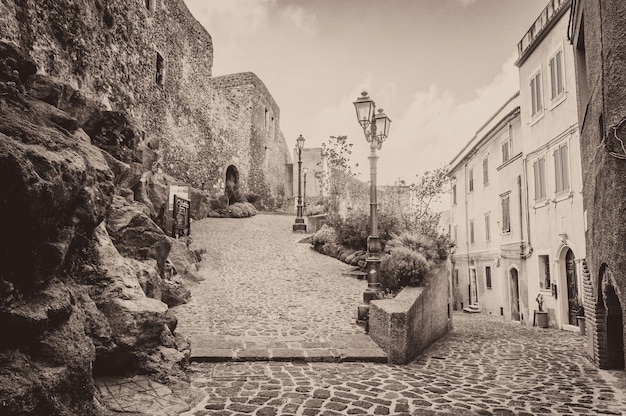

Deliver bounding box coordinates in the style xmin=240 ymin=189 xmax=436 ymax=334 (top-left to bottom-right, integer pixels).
xmin=0 ymin=0 xmax=290 ymax=204
xmin=575 ymin=0 xmax=626 ymax=368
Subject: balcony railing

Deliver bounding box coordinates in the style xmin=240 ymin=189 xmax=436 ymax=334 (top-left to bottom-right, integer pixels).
xmin=517 ymin=0 xmax=570 ymax=59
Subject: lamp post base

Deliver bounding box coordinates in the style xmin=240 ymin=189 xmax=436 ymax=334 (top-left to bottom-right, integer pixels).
xmin=292 ymin=218 xmax=307 ymax=232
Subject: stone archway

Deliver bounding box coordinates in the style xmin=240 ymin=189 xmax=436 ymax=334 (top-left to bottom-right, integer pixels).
xmin=597 ymin=265 xmax=625 ymax=370
xmin=225 ymin=165 xmax=240 ymax=206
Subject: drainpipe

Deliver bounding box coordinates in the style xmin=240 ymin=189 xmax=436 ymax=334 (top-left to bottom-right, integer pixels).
xmin=464 ymin=163 xmax=472 ymax=306
xmin=518 ymin=175 xmax=524 ymax=256
xmin=521 ymin=158 xmax=533 ymax=259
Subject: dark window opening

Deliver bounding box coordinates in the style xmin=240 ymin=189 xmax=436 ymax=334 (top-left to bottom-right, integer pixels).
xmin=156 ymin=52 xmax=164 ymax=85
xmin=486 ymin=266 xmax=492 ymax=289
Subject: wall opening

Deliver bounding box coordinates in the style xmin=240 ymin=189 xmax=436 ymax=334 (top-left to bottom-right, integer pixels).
xmin=225 ymin=165 xmax=240 ymax=205
xmin=510 ymin=268 xmax=521 ymax=321
xmin=605 ymin=285 xmax=624 ymax=369
xmin=156 ymin=52 xmax=164 ymax=86
xmin=145 ymin=0 xmax=155 ymax=12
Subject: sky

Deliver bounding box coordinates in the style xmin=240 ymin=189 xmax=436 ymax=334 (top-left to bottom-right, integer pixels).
xmin=183 ymin=0 xmax=550 ymax=185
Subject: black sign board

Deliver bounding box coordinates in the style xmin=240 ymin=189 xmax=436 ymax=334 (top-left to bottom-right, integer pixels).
xmin=172 ymin=195 xmax=191 ymax=238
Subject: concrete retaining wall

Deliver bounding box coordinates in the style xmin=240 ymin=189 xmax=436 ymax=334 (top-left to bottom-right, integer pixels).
xmin=369 ymin=263 xmax=453 ymax=364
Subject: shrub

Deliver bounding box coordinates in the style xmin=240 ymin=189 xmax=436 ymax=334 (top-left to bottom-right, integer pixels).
xmin=311 ymin=225 xmax=337 ymax=247
xmin=327 ymin=210 xmax=402 ymax=251
xmin=228 ymin=202 xmax=257 ymax=218
xmin=307 ymin=204 xmax=326 ymax=216
xmin=380 ymin=246 xmax=432 ymax=290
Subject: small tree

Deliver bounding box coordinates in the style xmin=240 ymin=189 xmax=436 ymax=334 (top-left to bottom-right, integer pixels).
xmin=319 ymin=135 xmax=361 ymax=215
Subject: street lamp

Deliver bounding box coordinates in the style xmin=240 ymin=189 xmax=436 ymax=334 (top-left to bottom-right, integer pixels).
xmin=293 ymin=134 xmax=307 ymax=232
xmin=353 ymin=91 xmax=391 ymax=317
xmin=303 ymin=167 xmax=308 ymax=216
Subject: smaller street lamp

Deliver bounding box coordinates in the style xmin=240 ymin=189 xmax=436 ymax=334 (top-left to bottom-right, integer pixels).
xmin=303 ymin=167 xmax=308 ymax=216
xmin=293 ymin=135 xmax=307 ymax=232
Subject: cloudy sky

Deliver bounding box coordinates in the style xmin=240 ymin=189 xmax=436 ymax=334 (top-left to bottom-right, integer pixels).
xmin=184 ymin=0 xmax=549 ymax=184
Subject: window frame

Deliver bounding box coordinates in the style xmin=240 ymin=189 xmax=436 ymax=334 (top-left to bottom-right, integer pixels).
xmin=501 ymin=134 xmax=512 ymax=164
xmin=468 ymin=168 xmax=474 ymax=193
xmin=469 ymin=219 xmax=475 ymax=245
xmin=548 ymin=46 xmax=566 ymax=105
xmin=485 ymin=266 xmax=492 ymax=289
xmin=533 ymin=156 xmax=547 ymax=202
xmin=484 ymin=213 xmax=491 ymax=243
xmin=554 ymin=142 xmax=570 ymax=195
xmin=538 ymin=254 xmax=551 ymax=290
xmin=501 ymin=192 xmax=511 ymax=234
xmin=530 ymin=69 xmax=544 ymax=120
xmin=482 ymin=157 xmax=489 ymax=187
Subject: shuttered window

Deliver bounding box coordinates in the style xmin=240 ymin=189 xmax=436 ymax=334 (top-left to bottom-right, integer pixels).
xmin=549 ymin=50 xmax=565 ymax=100
xmin=501 ymin=194 xmax=511 ymax=233
xmin=533 ymin=157 xmax=546 ymax=201
xmin=554 ymin=143 xmax=569 ymax=193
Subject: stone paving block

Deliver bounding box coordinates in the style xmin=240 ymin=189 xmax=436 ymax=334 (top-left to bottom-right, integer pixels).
xmin=337 ymin=348 xmax=387 ymax=363
xmin=270 ymin=348 xmax=306 ymax=361
xmin=235 ymin=349 xmax=271 ymax=361
xmin=191 ymin=348 xmax=236 ymax=362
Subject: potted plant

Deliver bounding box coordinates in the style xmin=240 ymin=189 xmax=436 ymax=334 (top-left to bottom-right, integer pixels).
xmin=575 ymin=296 xmax=586 ymax=335
xmin=535 ymin=293 xmax=549 ymax=328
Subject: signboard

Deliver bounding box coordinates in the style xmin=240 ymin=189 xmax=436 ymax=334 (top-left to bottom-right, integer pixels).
xmin=172 ymin=195 xmax=191 ymax=238
xmin=166 ymin=183 xmax=190 ymax=237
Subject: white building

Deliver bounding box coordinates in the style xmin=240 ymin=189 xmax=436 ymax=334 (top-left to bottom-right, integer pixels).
xmin=516 ymin=0 xmax=585 ymax=330
xmin=448 ymin=0 xmax=585 ymax=330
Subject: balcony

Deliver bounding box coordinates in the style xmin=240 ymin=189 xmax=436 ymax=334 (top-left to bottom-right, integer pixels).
xmin=516 ymin=0 xmax=571 ymax=66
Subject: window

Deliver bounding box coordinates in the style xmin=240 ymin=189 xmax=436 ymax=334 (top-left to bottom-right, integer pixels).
xmin=530 ymin=71 xmax=543 ymax=117
xmin=485 ymin=266 xmax=492 ymax=289
xmin=484 ymin=214 xmax=490 ymax=243
xmin=452 ymin=184 xmax=457 ymax=205
xmin=482 ymin=157 xmax=489 ymax=186
xmin=549 ymin=49 xmax=565 ymax=101
xmin=501 ymin=193 xmax=511 ymax=233
xmin=554 ymin=143 xmax=569 ymax=193
xmin=469 ymin=220 xmax=475 ymax=244
xmin=501 ymin=139 xmax=511 ymax=164
xmin=454 ymin=269 xmax=459 ymax=286
xmin=533 ymin=157 xmax=546 ymax=201
xmin=539 ymin=255 xmax=551 ymax=289
xmin=468 ymin=168 xmax=474 ymax=192
xmin=155 ymin=52 xmax=164 ymax=85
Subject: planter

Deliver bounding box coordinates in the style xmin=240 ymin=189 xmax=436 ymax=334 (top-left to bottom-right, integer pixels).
xmin=535 ymin=311 xmax=549 ymax=328
xmin=577 ymin=316 xmax=586 ymax=335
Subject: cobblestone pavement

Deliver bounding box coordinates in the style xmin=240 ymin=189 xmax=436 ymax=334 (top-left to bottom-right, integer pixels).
xmin=171 ymin=214 xmax=384 ymax=362
xmin=182 ymin=312 xmax=626 ymax=416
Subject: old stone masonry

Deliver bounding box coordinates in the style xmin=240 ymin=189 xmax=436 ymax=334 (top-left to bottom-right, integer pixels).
xmin=95 ymin=214 xmax=626 ymax=416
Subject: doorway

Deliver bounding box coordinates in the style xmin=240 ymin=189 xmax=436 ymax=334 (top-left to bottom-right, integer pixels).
xmin=510 ymin=268 xmax=520 ymax=321
xmin=565 ymin=249 xmax=578 ymax=325
xmin=605 ymin=285 xmax=624 ymax=369
xmin=225 ymin=165 xmax=240 ymax=205
xmin=469 ymin=269 xmax=478 ymax=305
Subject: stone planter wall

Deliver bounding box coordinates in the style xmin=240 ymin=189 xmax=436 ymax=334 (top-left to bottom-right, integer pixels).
xmin=369 ymin=263 xmax=452 ymax=364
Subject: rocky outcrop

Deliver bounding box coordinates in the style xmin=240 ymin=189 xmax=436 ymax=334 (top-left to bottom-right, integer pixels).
xmin=0 ymin=41 xmax=192 ymax=416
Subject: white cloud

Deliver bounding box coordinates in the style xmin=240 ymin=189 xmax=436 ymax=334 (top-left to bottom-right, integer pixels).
xmin=279 ymin=4 xmax=318 ymax=37
xmin=377 ymin=51 xmax=520 ymax=184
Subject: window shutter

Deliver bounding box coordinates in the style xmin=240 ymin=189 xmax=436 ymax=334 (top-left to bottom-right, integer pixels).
xmin=561 ymin=144 xmax=569 ymax=190
xmin=539 ymin=158 xmax=546 ymax=198
xmin=557 ymin=51 xmax=564 ymax=94
xmin=554 ymin=149 xmax=562 ymax=192
xmin=530 ymin=77 xmax=537 ymax=115
xmin=533 ymin=161 xmax=539 ymax=200
xmin=483 ymin=158 xmax=489 ymax=186
xmin=536 ymin=73 xmax=542 ymax=111
xmin=550 ymin=57 xmax=557 ymax=99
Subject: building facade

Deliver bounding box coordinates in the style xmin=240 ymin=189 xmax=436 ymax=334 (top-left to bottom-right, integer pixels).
xmin=571 ymin=0 xmax=626 ymax=370
xmin=448 ymin=0 xmax=587 ymax=330
xmin=448 ymin=94 xmax=528 ymax=322
xmin=516 ymin=0 xmax=586 ymax=330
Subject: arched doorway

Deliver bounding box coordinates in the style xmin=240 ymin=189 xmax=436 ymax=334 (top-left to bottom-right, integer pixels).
xmin=564 ymin=248 xmax=579 ymax=325
xmin=605 ymin=285 xmax=624 ymax=369
xmin=225 ymin=165 xmax=240 ymax=206
xmin=597 ymin=265 xmax=625 ymax=370
xmin=510 ymin=268 xmax=520 ymax=321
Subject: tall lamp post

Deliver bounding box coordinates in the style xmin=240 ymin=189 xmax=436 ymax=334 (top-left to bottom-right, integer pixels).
xmin=293 ymin=134 xmax=307 ymax=232
xmin=353 ymin=91 xmax=391 ymax=321
xmin=303 ymin=168 xmax=308 ymax=216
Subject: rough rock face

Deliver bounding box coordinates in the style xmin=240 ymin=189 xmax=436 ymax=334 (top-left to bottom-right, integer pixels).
xmin=0 ymin=41 xmax=191 ymax=416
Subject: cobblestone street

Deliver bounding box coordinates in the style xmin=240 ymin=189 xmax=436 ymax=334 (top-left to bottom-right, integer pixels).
xmin=171 ymin=214 xmax=384 ymax=362
xmin=96 ymin=214 xmax=626 ymax=415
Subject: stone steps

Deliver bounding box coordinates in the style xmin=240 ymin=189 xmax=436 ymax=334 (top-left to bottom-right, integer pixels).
xmin=462 ymin=303 xmax=481 ymax=313
xmin=189 ymin=335 xmax=387 ymax=363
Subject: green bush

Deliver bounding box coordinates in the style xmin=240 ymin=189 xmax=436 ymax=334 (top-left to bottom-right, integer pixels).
xmin=311 ymin=225 xmax=337 ymax=247
xmin=228 ymin=202 xmax=257 ymax=218
xmin=327 ymin=210 xmax=401 ymax=251
xmin=380 ymin=246 xmax=432 ymax=290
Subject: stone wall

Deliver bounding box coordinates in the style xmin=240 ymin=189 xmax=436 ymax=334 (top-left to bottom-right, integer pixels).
xmin=573 ymin=0 xmax=626 ymax=369
xmin=368 ymin=263 xmax=453 ymax=364
xmin=0 ymin=0 xmax=290 ymax=205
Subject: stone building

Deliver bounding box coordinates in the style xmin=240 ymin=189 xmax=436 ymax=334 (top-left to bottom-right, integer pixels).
xmin=570 ymin=0 xmax=626 ymax=370
xmin=516 ymin=0 xmax=586 ymax=330
xmin=0 ymin=0 xmax=291 ymax=207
